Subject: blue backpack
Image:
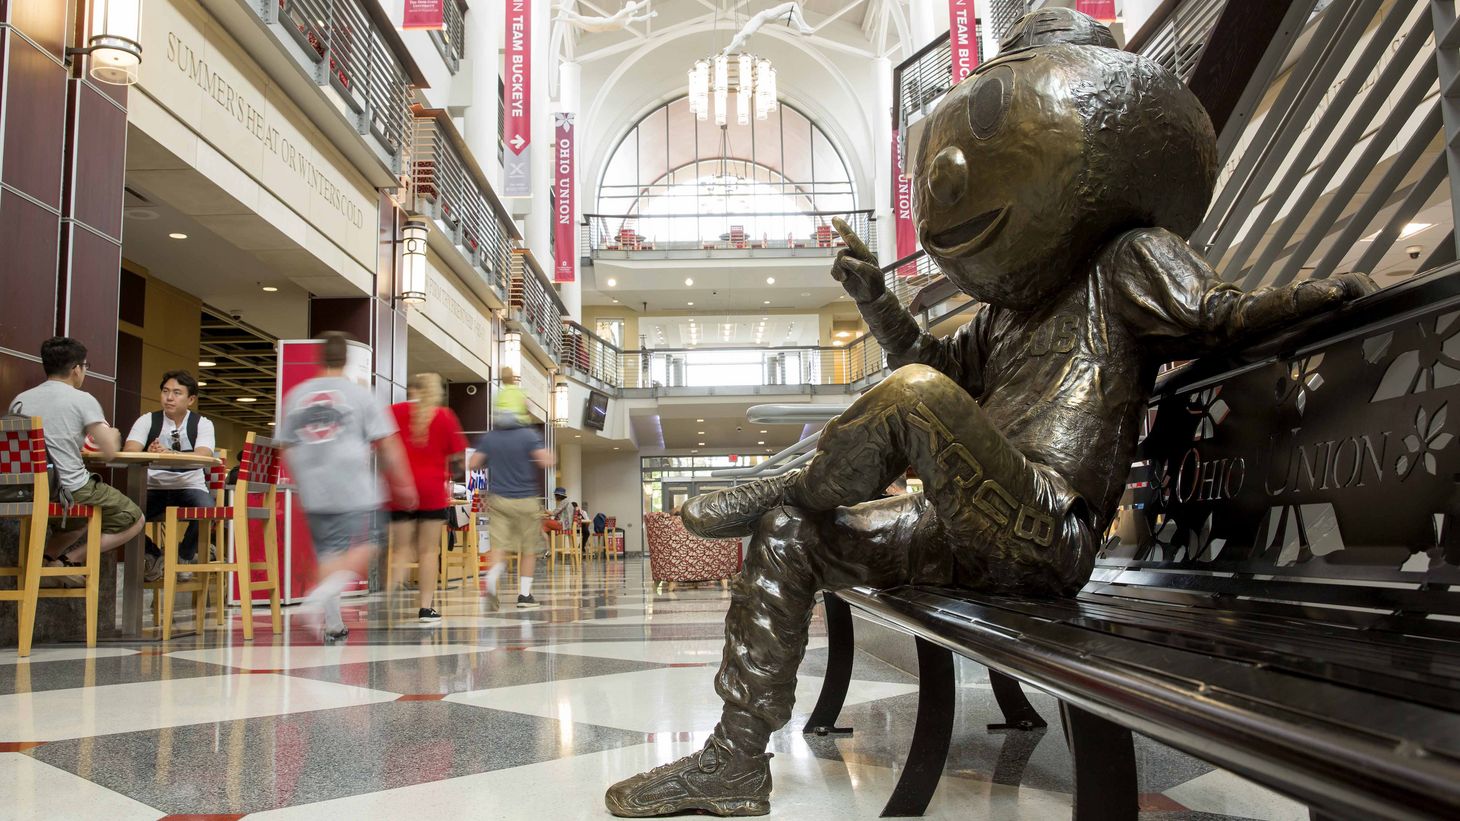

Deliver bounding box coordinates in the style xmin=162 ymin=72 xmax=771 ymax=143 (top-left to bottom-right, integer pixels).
xmin=593 ymin=512 xmax=608 ymax=533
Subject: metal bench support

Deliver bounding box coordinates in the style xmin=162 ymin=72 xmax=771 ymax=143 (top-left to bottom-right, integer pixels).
xmin=987 ymin=669 xmax=1048 ymax=731
xmin=1060 ymin=701 xmax=1138 ymax=821
xmin=803 ymin=590 xmax=855 ymax=735
xmin=881 ymin=637 xmax=955 ymax=817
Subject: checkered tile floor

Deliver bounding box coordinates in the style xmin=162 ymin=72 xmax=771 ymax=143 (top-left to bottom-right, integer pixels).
xmin=0 ymin=557 xmax=1306 ymax=819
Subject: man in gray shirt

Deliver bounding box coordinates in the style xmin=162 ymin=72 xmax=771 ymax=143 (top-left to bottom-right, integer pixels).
xmin=9 ymin=337 xmax=143 ymax=587
xmin=278 ymin=332 xmax=416 ymax=642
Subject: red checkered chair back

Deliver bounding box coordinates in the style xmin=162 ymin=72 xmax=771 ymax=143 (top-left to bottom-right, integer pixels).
xmin=237 ymin=434 xmax=282 ymax=492
xmin=0 ymin=417 xmax=47 ymax=485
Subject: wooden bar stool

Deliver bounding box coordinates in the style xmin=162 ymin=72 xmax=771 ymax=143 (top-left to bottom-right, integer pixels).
xmin=146 ymin=450 xmax=228 ymax=631
xmin=0 ymin=417 xmax=103 ymax=657
xmin=439 ymin=492 xmax=482 ymax=595
xmin=154 ymin=434 xmax=282 ymax=640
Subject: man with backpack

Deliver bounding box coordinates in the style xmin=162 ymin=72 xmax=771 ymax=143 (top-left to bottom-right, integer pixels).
xmin=123 ymin=370 xmax=216 ymax=580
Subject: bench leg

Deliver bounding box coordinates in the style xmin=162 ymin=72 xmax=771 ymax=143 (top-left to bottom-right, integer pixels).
xmin=803 ymin=591 xmax=855 ymax=736
xmin=881 ymin=637 xmax=955 ymax=818
xmin=1059 ymin=701 xmax=1138 ymax=821
xmin=987 ymin=670 xmax=1048 ymax=731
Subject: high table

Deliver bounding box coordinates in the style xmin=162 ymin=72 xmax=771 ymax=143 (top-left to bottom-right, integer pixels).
xmin=85 ymin=451 xmax=221 ymax=638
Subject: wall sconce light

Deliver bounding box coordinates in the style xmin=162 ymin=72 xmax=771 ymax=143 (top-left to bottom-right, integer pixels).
xmin=69 ymin=0 xmax=145 ymax=86
xmin=502 ymin=332 xmax=522 ymax=377
xmin=551 ymin=379 xmax=569 ymax=428
xmin=398 ymin=216 xmax=429 ymax=305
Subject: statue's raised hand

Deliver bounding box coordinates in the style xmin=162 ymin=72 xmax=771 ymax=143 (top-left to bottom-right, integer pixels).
xmin=829 ymin=217 xmax=885 ymax=304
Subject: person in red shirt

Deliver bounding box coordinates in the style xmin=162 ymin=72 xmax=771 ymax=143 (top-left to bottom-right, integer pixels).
xmin=389 ymin=372 xmax=468 ymax=622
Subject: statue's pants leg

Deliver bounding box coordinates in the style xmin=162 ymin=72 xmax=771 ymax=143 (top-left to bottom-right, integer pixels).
xmin=712 ymin=496 xmax=936 ymax=754
xmin=795 ymin=364 xmax=1097 ymax=594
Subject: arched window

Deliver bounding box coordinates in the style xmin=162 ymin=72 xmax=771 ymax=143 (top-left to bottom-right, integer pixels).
xmin=595 ymin=96 xmax=856 ymax=249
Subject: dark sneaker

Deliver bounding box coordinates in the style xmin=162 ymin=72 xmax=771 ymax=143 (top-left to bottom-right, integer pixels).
xmin=516 ymin=594 xmax=541 ymax=609
xmin=484 ymin=591 xmax=500 ymax=613
xmin=605 ymin=738 xmax=772 ymax=817
xmin=418 ymin=607 xmax=442 ymax=623
xmin=323 ymin=626 xmax=349 ymax=644
xmin=681 ymin=471 xmax=802 ymax=539
xmin=40 ymin=557 xmax=86 ymax=589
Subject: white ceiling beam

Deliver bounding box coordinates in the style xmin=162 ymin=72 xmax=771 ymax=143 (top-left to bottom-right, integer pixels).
xmin=576 ymin=10 xmax=719 ymax=63
xmin=813 ymin=0 xmax=869 ymax=33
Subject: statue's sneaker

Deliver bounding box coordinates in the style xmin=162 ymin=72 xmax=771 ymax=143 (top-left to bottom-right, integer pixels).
xmin=605 ymin=739 xmax=772 ymax=817
xmin=681 ymin=471 xmax=803 ymax=539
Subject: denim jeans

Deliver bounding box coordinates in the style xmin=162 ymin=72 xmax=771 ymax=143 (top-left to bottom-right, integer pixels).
xmin=143 ymin=487 xmax=217 ymax=560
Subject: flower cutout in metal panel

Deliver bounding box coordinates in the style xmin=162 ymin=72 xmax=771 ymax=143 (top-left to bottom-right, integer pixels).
xmin=1397 ymin=402 xmax=1453 ymax=480
xmin=1276 ymin=353 xmax=1324 ymax=416
xmin=1187 ymin=387 xmax=1229 ymax=441
xmin=1371 ymin=312 xmax=1460 ymax=402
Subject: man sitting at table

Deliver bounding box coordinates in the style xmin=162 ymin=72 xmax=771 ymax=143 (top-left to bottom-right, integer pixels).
xmin=123 ymin=370 xmax=216 ymax=581
xmin=8 ymin=337 xmax=143 ymax=587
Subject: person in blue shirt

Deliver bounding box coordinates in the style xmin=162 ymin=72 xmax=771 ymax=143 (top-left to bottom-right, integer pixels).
xmin=470 ymin=412 xmax=554 ymax=610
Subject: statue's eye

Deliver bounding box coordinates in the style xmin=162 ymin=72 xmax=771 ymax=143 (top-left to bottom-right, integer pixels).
xmin=968 ymin=67 xmax=1012 ymax=140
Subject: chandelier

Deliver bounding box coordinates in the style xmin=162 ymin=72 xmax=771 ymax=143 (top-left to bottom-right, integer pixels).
xmin=688 ymin=52 xmax=777 ymax=125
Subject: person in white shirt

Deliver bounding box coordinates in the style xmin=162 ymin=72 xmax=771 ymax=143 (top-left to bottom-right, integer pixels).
xmin=123 ymin=371 xmax=216 ymax=579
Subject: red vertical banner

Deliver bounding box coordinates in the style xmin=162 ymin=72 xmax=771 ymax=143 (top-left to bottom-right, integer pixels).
xmin=1076 ymin=0 xmax=1118 ymax=21
xmin=503 ymin=0 xmax=533 ymax=196
xmin=893 ymin=129 xmax=918 ymax=277
xmin=948 ymin=0 xmax=978 ymax=85
xmin=402 ymin=0 xmax=445 ymax=30
xmin=553 ymin=112 xmax=576 ymax=283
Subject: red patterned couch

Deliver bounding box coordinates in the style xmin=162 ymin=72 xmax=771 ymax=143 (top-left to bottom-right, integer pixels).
xmin=644 ymin=512 xmax=742 ymax=586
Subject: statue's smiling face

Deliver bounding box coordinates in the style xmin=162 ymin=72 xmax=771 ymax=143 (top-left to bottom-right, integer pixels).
xmin=912 ymin=45 xmax=1217 ymax=310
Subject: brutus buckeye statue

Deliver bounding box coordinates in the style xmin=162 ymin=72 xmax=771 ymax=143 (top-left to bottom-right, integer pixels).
xmin=606 ymin=10 xmax=1374 ymax=817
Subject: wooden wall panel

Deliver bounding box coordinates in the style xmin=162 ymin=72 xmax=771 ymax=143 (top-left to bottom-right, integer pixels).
xmin=0 ymin=190 xmax=60 ymax=353
xmin=63 ymin=224 xmax=121 ymax=378
xmin=1 ymin=31 xmax=65 ymax=208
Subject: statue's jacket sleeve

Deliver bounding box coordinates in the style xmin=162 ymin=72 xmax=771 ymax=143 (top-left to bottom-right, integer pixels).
xmin=860 ymin=287 xmax=992 ymax=399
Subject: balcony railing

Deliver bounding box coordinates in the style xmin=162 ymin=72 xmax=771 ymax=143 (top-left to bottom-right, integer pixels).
xmin=430 ymin=0 xmax=468 ymax=73
xmin=986 ymin=0 xmax=1033 ymax=43
xmin=274 ymin=0 xmax=418 ymax=162
xmin=584 ymin=210 xmax=877 ymax=256
xmin=561 ymin=321 xmax=621 ymax=389
xmin=411 ymin=109 xmax=518 ymax=300
xmin=618 ymin=347 xmax=856 ymax=391
xmin=510 ymin=250 xmax=567 ymax=363
xmin=1125 ymin=0 xmax=1230 ymax=85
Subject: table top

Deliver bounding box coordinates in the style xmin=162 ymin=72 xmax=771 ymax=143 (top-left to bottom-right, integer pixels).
xmin=84 ymin=451 xmax=222 ymax=469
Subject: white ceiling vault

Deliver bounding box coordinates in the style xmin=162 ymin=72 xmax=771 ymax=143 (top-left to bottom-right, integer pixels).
xmin=555 ymin=1 xmax=913 ymax=316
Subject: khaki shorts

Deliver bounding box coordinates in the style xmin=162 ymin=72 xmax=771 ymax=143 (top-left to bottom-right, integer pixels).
xmin=488 ymin=494 xmax=546 ymax=556
xmin=54 ymin=477 xmax=142 ymax=535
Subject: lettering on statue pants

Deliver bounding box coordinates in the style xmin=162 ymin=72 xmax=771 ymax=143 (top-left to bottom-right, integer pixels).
xmin=907 ymin=403 xmax=1056 ymax=547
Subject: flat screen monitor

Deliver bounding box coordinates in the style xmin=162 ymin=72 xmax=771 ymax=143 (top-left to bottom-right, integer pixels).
xmin=584 ymin=390 xmax=609 ymax=431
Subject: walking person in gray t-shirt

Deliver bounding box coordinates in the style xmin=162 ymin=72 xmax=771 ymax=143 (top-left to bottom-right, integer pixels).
xmin=278 ymin=332 xmax=417 ymax=642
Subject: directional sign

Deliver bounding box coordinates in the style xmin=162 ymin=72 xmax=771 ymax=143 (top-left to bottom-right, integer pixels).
xmin=504 ymin=0 xmax=532 ymax=196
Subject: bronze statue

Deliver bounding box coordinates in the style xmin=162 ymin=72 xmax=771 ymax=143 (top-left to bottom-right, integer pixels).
xmin=605 ymin=11 xmax=1375 ymax=817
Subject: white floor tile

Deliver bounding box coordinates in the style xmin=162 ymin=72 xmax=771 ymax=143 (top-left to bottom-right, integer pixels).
xmin=0 ymin=674 xmax=398 ymax=742
xmin=1164 ymin=768 xmax=1308 ymax=821
xmin=584 ymin=612 xmax=731 ymax=626
xmin=0 ymin=754 xmax=162 ymax=821
xmin=445 ymin=665 xmax=915 ymax=734
xmin=0 ymin=648 xmax=140 ymax=667
xmin=247 ymin=739 xmax=1070 ymax=820
xmin=527 ymin=638 xmax=823 ymax=665
xmin=168 ymin=643 xmax=490 ymax=670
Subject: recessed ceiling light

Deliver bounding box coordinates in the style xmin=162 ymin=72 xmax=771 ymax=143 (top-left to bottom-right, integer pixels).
xmin=757 ymin=441 xmax=765 ymax=445
xmin=575 ymin=434 xmax=581 ymax=438
xmin=684 ymin=277 xmax=694 ymax=286
xmin=612 ymin=298 xmax=620 ymax=303
xmin=697 ymin=431 xmax=705 ymax=434
xmin=760 ymin=430 xmax=767 ymax=433
xmin=198 ymin=360 xmax=216 ymax=367
xmin=763 ymin=300 xmax=771 ymax=305
xmin=1362 ymin=222 xmax=1433 ymax=241
xmin=197 ymin=381 xmax=208 ymax=387
xmin=699 ymin=442 xmax=706 ymax=446
xmin=168 ymin=232 xmax=188 ymax=240
xmin=613 ymin=446 xmax=620 ymax=450
xmin=696 ymin=418 xmax=705 ymax=422
xmin=801 ymin=292 xmax=811 ymax=297
xmin=261 ymin=285 xmax=279 ymax=292
xmin=606 ymin=278 xmax=618 ymax=287
xmin=766 ymin=277 xmax=775 ymax=284
xmin=834 ymin=330 xmax=851 ymax=338
xmin=692 ymin=449 xmax=699 ymax=454
xmin=687 ymin=301 xmax=694 ymax=306
xmin=267 ymin=422 xmax=275 ymax=426
xmin=236 ymin=397 xmax=257 ymax=403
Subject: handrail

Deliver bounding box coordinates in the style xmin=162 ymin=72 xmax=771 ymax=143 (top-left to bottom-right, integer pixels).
xmin=584 ymin=209 xmax=876 ymax=254
xmin=561 ymin=320 xmax=622 ymax=388
xmin=1124 ymin=0 xmax=1230 ymax=85
xmin=620 ymin=347 xmax=857 ymax=390
xmin=745 ymin=404 xmax=849 ymax=424
xmin=709 ymin=434 xmax=821 ymax=478
xmin=509 ymin=250 xmax=568 ymax=363
xmin=410 ymin=109 xmax=518 ymax=298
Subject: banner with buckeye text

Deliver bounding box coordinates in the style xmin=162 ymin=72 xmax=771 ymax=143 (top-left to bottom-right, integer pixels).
xmin=504 ymin=0 xmax=532 ymax=196
xmin=948 ymin=0 xmax=978 ymax=85
xmin=554 ymin=113 xmax=576 ymax=283
xmin=402 ymin=0 xmax=445 ymax=30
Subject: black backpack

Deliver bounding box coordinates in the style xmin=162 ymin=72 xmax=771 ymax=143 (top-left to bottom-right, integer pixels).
xmin=145 ymin=410 xmax=201 ymax=451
